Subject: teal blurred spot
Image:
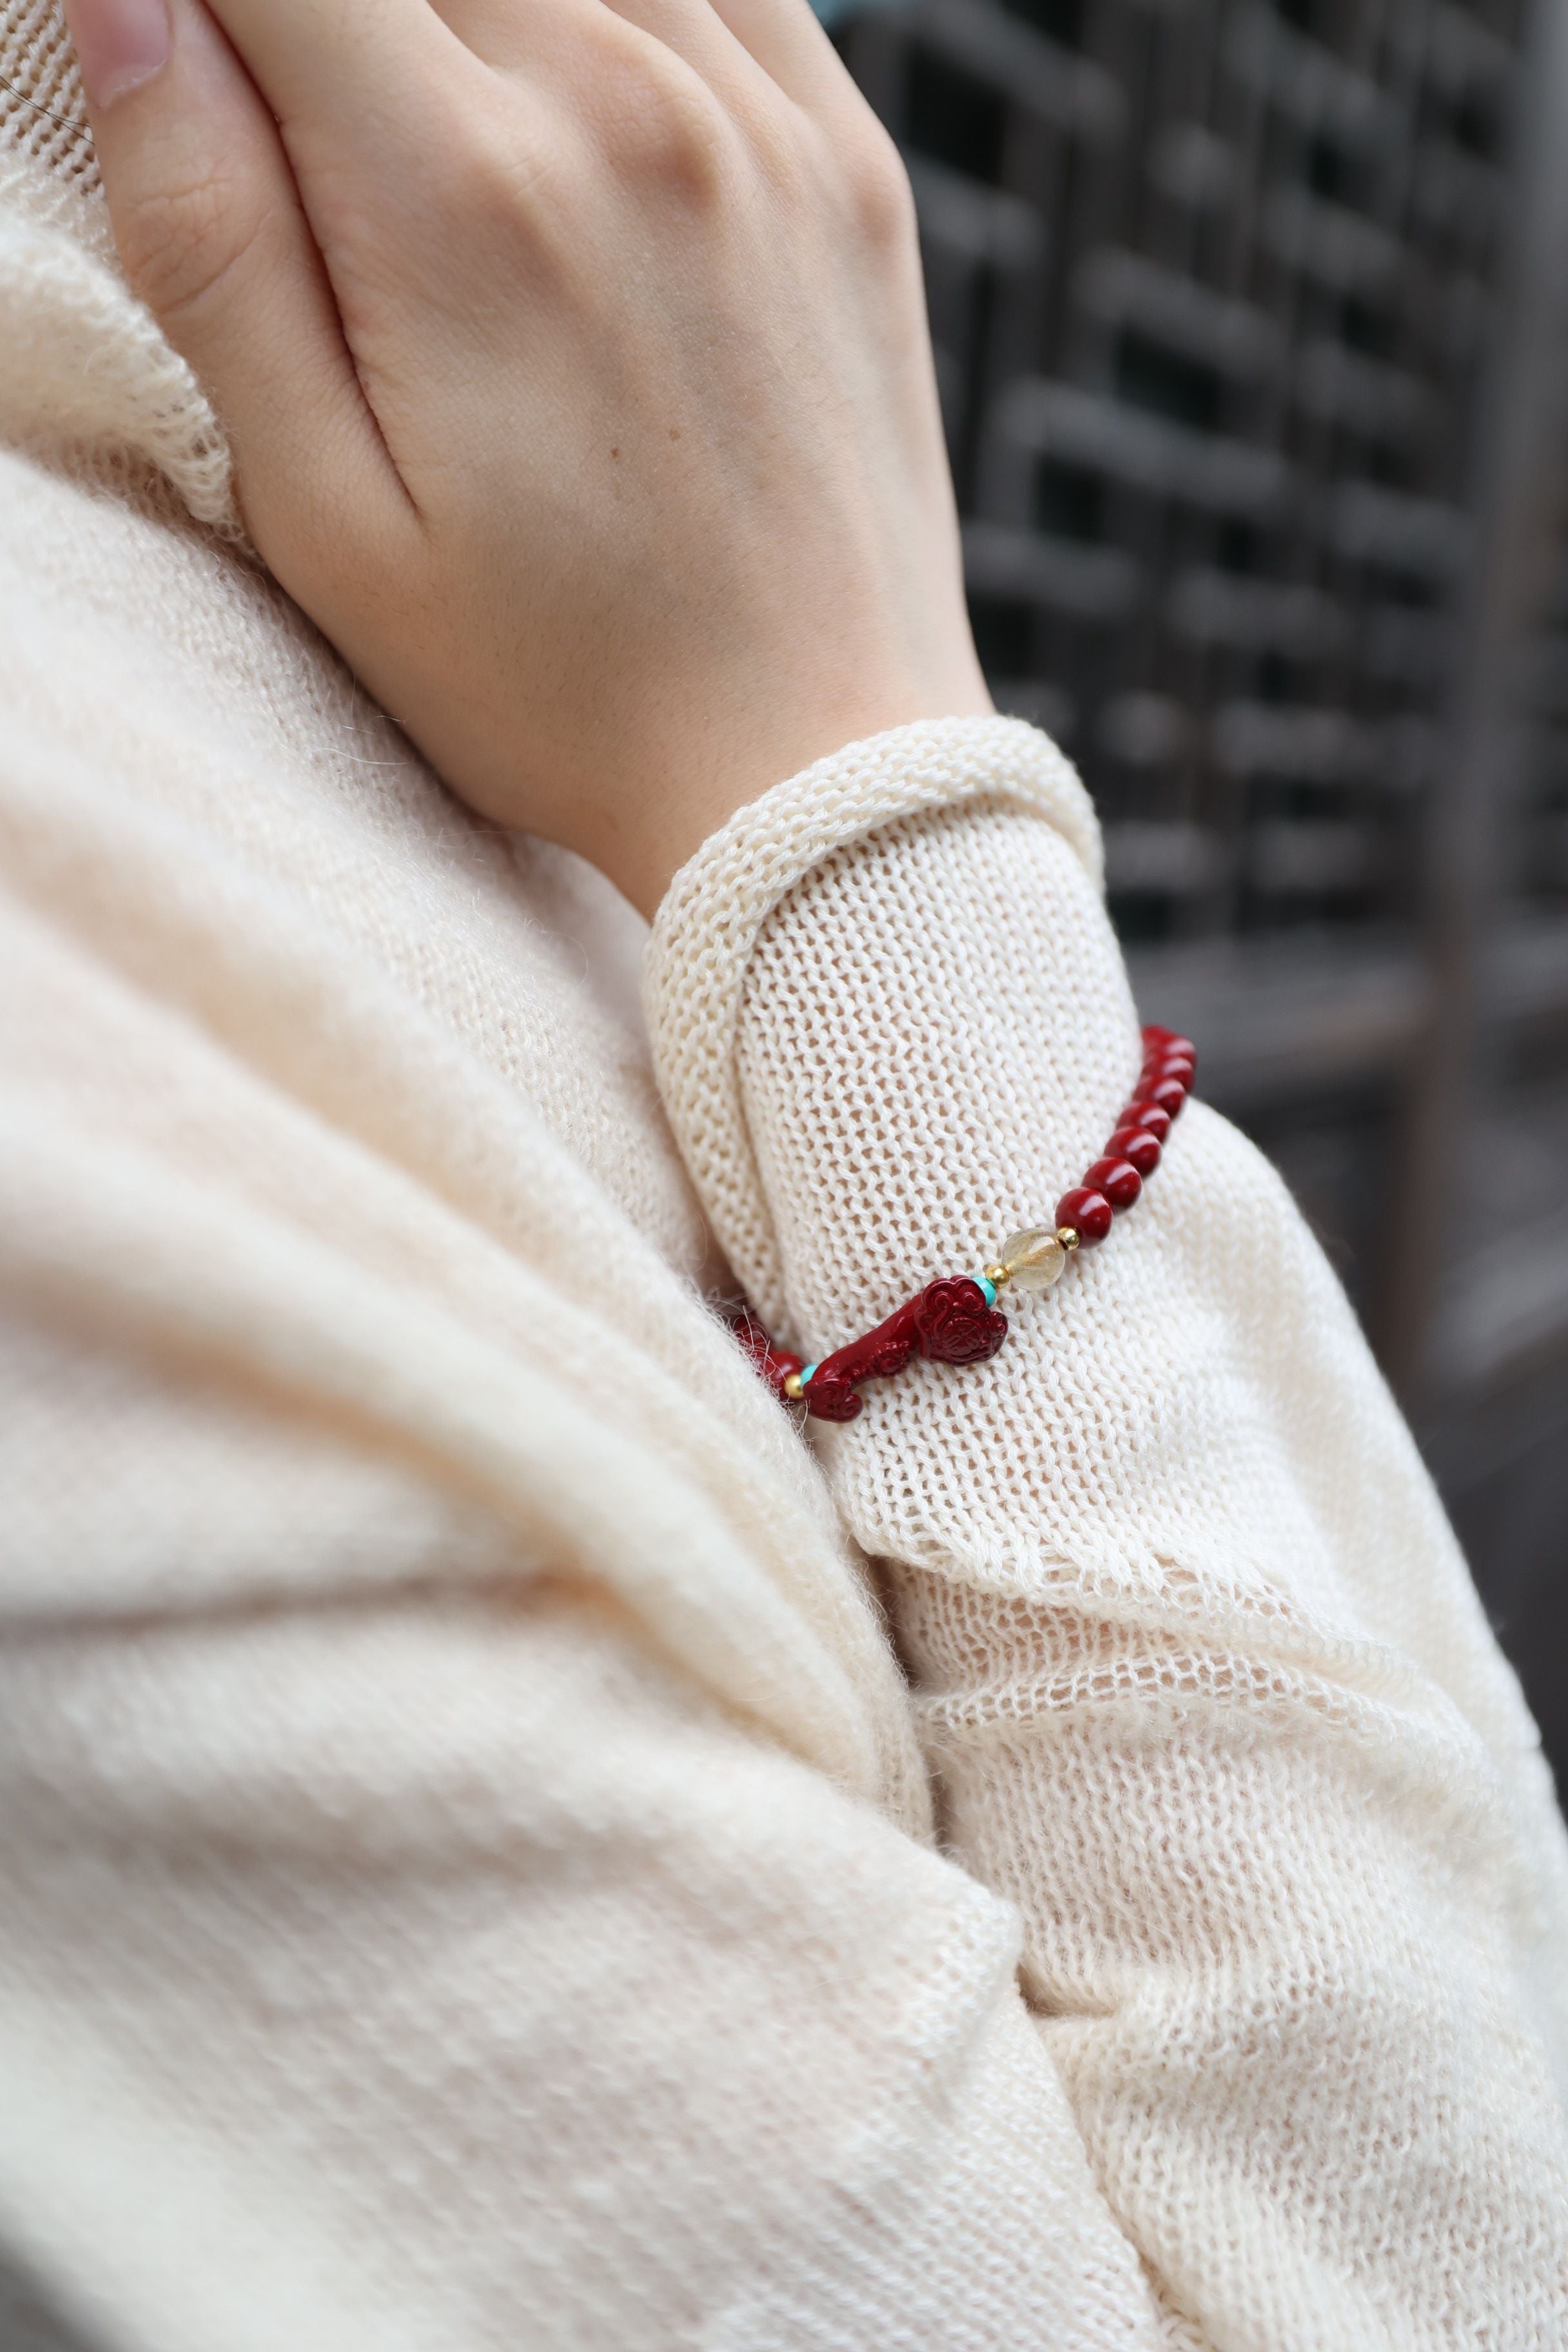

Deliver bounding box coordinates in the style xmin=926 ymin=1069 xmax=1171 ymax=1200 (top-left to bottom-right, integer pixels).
xmin=808 ymin=0 xmax=911 ymax=23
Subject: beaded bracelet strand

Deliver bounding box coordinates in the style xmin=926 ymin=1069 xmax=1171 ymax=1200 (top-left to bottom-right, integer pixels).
xmin=732 ymin=1024 xmax=1195 ymax=1424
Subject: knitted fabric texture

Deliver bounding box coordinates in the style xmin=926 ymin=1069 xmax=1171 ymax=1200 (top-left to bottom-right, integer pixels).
xmin=647 ymin=725 xmax=1568 ymax=2343
xmin=1 ymin=0 xmax=94 ymax=206
xmin=0 ymin=4 xmax=240 ymax=534
xmin=645 ymin=712 xmax=1101 ymax=1336
xmin=5 ymin=12 xmax=1568 ymax=2346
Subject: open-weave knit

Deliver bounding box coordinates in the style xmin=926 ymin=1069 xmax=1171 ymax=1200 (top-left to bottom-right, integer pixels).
xmin=3 ymin=12 xmax=1568 ymax=2346
xmin=0 ymin=0 xmax=239 ymax=531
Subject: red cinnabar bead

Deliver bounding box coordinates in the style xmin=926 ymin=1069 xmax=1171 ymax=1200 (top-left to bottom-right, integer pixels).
xmin=1084 ymin=1155 xmax=1142 ymax=1210
xmin=1124 ymin=1100 xmax=1172 ymax=1142
xmin=1146 ymin=1030 xmax=1194 ymax=1064
xmin=1144 ymin=1075 xmax=1188 ymax=1117
xmin=1152 ymin=1055 xmax=1196 ymax=1089
xmin=727 ymin=1308 xmax=803 ymax=1404
xmin=1056 ymin=1186 xmax=1113 ymax=1244
xmin=1108 ymin=1126 xmax=1161 ymax=1176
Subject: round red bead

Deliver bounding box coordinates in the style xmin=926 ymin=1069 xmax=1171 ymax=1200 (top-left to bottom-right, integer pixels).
xmin=1144 ymin=1075 xmax=1188 ymax=1117
xmin=1084 ymin=1156 xmax=1142 ymax=1210
xmin=1056 ymin=1186 xmax=1113 ymax=1244
xmin=1108 ymin=1125 xmax=1161 ymax=1176
xmin=1124 ymin=1100 xmax=1172 ymax=1142
xmin=1141 ymin=1024 xmax=1175 ymax=1047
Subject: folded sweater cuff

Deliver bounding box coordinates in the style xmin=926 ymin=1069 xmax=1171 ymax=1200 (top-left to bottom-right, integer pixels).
xmin=643 ymin=716 xmax=1102 ymax=1329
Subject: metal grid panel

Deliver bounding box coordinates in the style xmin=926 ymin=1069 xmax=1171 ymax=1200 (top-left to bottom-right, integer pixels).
xmin=1516 ymin=533 xmax=1568 ymax=908
xmin=845 ymin=0 xmax=1522 ymax=946
xmin=839 ymin=0 xmax=1568 ymax=1763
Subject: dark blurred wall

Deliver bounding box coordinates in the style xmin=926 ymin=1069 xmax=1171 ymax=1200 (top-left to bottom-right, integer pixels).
xmin=836 ymin=0 xmax=1568 ymax=1778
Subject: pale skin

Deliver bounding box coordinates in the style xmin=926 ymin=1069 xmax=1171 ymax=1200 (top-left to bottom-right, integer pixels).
xmin=61 ymin=0 xmax=993 ymax=916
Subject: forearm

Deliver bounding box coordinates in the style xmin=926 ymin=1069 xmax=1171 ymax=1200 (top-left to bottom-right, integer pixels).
xmin=0 ymin=671 xmax=1167 ymax=2349
xmin=647 ymin=712 xmax=1568 ymax=2344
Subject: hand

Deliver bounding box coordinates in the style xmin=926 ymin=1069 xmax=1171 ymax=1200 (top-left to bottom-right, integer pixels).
xmin=63 ymin=0 xmax=992 ymax=914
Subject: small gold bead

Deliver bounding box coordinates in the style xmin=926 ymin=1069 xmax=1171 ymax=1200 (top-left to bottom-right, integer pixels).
xmin=983 ymin=1262 xmax=1012 ymax=1289
xmin=783 ymin=1371 xmax=805 ymax=1400
xmin=1056 ymin=1225 xmax=1081 ymax=1251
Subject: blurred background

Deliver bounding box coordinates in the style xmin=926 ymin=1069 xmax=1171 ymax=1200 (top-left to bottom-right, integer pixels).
xmin=3 ymin=12 xmax=1567 ymax=2347
xmin=822 ymin=0 xmax=1568 ymax=1776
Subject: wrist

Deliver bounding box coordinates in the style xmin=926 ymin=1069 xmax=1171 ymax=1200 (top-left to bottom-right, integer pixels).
xmin=643 ymin=713 xmax=1105 ymax=1335
xmin=610 ymin=665 xmax=997 ymax=921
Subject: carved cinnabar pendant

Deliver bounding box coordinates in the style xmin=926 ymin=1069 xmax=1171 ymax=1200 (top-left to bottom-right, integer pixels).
xmin=912 ymin=1277 xmax=1012 ymax=1364
xmin=729 ymin=1279 xmax=1007 ymax=1424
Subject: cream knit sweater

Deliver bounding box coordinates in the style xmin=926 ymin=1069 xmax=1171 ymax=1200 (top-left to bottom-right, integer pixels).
xmin=3 ymin=15 xmax=1568 ymax=2346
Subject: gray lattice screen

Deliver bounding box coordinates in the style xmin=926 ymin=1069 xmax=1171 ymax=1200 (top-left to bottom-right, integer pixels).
xmin=1521 ymin=535 xmax=1568 ymax=908
xmin=841 ymin=0 xmax=1521 ymax=944
xmin=839 ymin=0 xmax=1568 ymax=1772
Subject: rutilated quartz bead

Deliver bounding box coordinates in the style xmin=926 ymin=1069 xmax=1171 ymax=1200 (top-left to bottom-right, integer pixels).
xmin=995 ymin=1227 xmax=1069 ymax=1293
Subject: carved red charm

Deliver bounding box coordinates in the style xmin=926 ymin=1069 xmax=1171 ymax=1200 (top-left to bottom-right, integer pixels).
xmin=795 ymin=1369 xmax=863 ymax=1423
xmin=790 ymin=1277 xmax=1008 ymax=1422
xmin=910 ymin=1277 xmax=1010 ymax=1364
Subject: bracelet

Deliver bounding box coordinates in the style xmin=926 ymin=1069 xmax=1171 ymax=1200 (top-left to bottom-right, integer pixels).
xmin=731 ymin=1025 xmax=1195 ymax=1424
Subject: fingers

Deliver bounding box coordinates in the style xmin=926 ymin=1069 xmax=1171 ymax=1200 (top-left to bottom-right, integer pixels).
xmin=427 ymin=0 xmax=769 ymax=121
xmin=578 ymin=0 xmax=862 ymax=122
xmin=677 ymin=0 xmax=852 ymax=110
xmin=136 ymin=0 xmax=541 ymax=337
xmin=174 ymin=0 xmax=466 ymax=163
xmin=433 ymin=0 xmax=859 ymax=122
xmin=63 ymin=0 xmax=401 ymax=553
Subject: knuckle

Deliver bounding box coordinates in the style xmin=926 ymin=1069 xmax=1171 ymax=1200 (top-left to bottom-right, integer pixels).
xmin=841 ymin=121 xmax=917 ymax=248
xmin=596 ymin=54 xmax=736 ymax=204
xmin=736 ymin=97 xmax=812 ymax=206
xmin=117 ymin=157 xmax=267 ymax=327
xmin=447 ymin=116 xmax=571 ymax=233
xmin=415 ymin=86 xmax=581 ymax=268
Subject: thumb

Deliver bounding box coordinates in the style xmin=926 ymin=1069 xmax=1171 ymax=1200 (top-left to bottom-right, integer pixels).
xmin=61 ymin=0 xmax=388 ymax=558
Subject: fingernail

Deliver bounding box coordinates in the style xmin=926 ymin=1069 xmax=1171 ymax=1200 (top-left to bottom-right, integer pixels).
xmin=64 ymin=0 xmax=171 ymax=110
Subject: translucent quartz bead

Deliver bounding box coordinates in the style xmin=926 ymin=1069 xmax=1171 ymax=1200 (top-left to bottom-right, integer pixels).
xmin=998 ymin=1228 xmax=1068 ymax=1293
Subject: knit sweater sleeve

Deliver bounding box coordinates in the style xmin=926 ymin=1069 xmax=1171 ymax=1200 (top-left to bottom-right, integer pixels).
xmin=644 ymin=713 xmax=1568 ymax=2346
xmin=0 ymin=452 xmax=1188 ymax=2351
